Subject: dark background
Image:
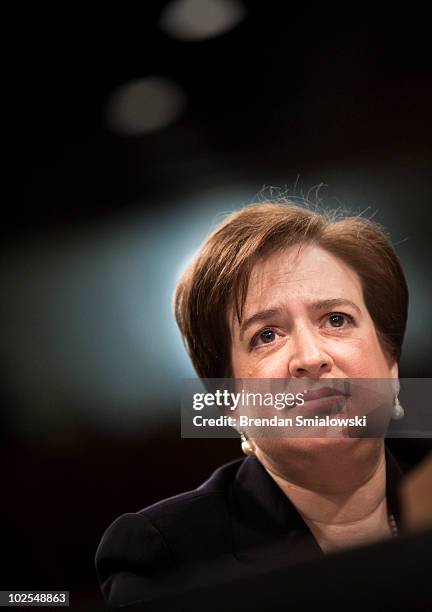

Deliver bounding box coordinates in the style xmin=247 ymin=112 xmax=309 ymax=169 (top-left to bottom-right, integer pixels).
xmin=3 ymin=2 xmax=432 ymax=609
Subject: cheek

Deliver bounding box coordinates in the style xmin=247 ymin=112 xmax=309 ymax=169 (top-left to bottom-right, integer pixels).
xmin=231 ymin=347 xmax=288 ymax=378
xmin=334 ymin=331 xmax=393 ymax=377
xmin=231 ymin=352 xmax=256 ymax=377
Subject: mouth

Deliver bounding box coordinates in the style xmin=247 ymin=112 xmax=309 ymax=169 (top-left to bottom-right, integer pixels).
xmin=299 ymin=386 xmax=350 ymax=416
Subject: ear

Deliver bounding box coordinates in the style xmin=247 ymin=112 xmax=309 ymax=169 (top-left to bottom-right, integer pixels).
xmin=390 ymin=361 xmax=399 ymax=379
xmin=390 ymin=360 xmax=400 ymax=396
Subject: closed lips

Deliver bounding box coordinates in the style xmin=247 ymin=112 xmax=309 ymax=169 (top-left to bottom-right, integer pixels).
xmin=303 ymin=387 xmax=349 ymax=401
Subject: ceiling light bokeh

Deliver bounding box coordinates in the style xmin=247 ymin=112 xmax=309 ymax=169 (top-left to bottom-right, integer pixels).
xmin=106 ymin=76 xmax=187 ymax=135
xmin=159 ymin=0 xmax=246 ymax=41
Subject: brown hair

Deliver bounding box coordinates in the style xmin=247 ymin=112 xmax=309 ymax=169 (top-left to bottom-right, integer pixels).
xmin=174 ymin=202 xmax=408 ymax=378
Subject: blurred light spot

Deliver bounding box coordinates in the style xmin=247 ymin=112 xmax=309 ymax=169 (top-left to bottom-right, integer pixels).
xmin=159 ymin=0 xmax=246 ymax=41
xmin=106 ymin=77 xmax=186 ymax=135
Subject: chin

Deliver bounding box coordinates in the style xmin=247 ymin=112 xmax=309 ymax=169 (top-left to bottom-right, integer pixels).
xmin=287 ymin=436 xmax=363 ymax=452
xmin=257 ymin=436 xmax=382 ymax=465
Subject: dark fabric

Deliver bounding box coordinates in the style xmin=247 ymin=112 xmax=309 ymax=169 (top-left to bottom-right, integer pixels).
xmin=115 ymin=529 xmax=432 ymax=612
xmin=95 ymin=446 xmax=405 ymax=608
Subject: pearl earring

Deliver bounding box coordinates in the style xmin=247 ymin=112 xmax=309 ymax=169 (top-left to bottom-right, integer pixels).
xmin=240 ymin=433 xmax=255 ymax=456
xmin=392 ymin=395 xmax=405 ymax=420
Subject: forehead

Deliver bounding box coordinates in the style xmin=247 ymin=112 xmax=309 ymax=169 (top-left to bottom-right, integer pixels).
xmin=241 ymin=244 xmax=364 ymax=315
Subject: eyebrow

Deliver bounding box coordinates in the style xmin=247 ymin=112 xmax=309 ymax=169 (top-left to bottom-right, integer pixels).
xmin=239 ymin=299 xmax=361 ymax=340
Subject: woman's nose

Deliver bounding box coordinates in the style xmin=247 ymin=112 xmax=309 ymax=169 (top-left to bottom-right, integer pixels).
xmin=287 ymin=328 xmax=333 ymax=378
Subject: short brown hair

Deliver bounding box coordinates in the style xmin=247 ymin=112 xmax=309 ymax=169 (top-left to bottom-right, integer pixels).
xmin=174 ymin=202 xmax=409 ymax=378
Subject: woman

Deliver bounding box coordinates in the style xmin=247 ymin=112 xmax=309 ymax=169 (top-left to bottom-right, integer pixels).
xmin=96 ymin=202 xmax=409 ymax=607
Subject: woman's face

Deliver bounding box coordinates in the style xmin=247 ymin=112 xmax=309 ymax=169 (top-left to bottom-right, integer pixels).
xmin=230 ymin=243 xmax=398 ymax=381
xmin=229 ymin=243 xmax=398 ymax=474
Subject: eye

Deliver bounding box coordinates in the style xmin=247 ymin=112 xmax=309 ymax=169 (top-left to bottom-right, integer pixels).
xmin=251 ymin=328 xmax=277 ymax=347
xmin=323 ymin=313 xmax=354 ymax=328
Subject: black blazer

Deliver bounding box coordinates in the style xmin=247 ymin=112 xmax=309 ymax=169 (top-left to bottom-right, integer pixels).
xmin=96 ymin=448 xmax=404 ymax=608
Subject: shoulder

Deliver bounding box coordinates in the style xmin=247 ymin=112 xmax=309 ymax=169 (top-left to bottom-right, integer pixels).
xmin=142 ymin=455 xmax=244 ymax=522
xmin=95 ymin=458 xmax=245 ymax=603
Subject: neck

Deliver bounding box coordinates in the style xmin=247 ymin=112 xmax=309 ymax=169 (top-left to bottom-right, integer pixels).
xmin=255 ymin=439 xmax=391 ymax=549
